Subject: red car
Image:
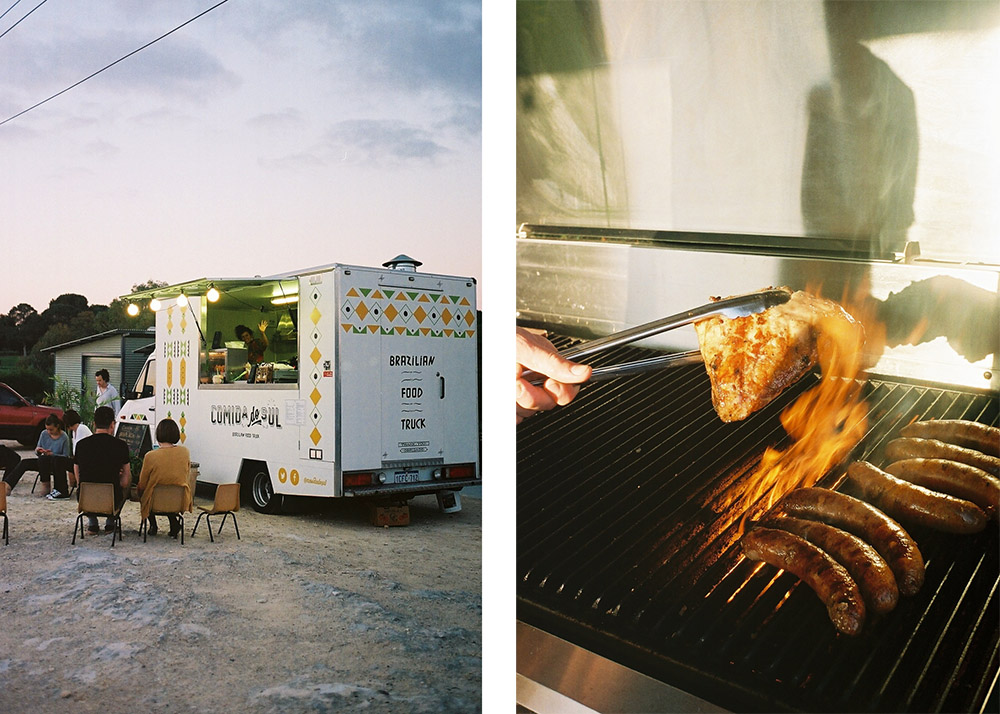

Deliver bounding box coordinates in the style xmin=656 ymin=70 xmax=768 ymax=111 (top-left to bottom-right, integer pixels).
xmin=0 ymin=382 xmax=64 ymax=447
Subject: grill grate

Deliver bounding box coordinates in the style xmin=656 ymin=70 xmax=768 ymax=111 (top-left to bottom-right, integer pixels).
xmin=517 ymin=334 xmax=999 ymax=713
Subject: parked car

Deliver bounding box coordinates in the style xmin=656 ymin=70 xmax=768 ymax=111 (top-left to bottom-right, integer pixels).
xmin=0 ymin=382 xmax=63 ymax=447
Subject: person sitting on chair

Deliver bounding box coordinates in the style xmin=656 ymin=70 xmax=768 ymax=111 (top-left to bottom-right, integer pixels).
xmin=136 ymin=419 xmax=192 ymax=538
xmin=73 ymin=406 xmax=131 ymax=535
xmin=3 ymin=414 xmax=72 ymax=498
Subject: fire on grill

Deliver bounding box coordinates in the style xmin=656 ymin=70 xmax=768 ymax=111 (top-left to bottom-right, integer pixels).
xmin=690 ymin=287 xmax=1000 ymax=636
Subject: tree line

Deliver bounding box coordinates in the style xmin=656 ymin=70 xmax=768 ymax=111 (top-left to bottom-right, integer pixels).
xmin=0 ymin=281 xmax=164 ymax=402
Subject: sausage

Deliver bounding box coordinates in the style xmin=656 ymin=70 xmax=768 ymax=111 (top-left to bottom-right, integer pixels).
xmin=885 ymin=437 xmax=1000 ymax=478
xmin=742 ymin=526 xmax=866 ymax=636
xmin=846 ymin=461 xmax=987 ymax=534
xmin=885 ymin=458 xmax=1000 ymax=519
xmin=900 ymin=419 xmax=1000 ymax=458
xmin=765 ymin=515 xmax=898 ymax=615
xmin=779 ymin=487 xmax=925 ymax=596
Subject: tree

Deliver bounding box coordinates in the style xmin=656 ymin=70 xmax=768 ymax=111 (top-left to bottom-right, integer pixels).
xmin=131 ymin=279 xmax=169 ymax=294
xmin=0 ymin=303 xmax=45 ymax=354
xmin=40 ymin=294 xmax=90 ymax=328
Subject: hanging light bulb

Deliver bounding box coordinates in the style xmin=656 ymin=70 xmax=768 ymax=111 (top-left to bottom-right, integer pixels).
xmin=149 ymin=297 xmax=161 ymax=312
xmin=177 ymin=292 xmax=188 ymax=307
xmin=126 ymin=303 xmax=140 ymax=317
xmin=206 ymin=285 xmax=220 ymax=303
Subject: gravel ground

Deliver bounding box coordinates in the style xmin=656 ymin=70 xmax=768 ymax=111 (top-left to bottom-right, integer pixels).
xmin=0 ymin=441 xmax=482 ymax=713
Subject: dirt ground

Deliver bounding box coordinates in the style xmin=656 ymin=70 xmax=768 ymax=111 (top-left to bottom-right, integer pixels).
xmin=0 ymin=441 xmax=482 ymax=713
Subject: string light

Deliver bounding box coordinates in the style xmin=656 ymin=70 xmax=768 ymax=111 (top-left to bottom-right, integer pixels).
xmin=126 ymin=303 xmax=140 ymax=317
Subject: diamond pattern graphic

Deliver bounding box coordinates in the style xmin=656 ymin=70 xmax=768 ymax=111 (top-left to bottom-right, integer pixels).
xmin=310 ymin=427 xmax=322 ymax=445
xmin=310 ymin=347 xmax=322 ymax=364
xmin=339 ymin=287 xmax=474 ymax=339
xmin=310 ymin=388 xmax=322 ymax=405
xmin=311 ymin=307 xmax=322 ymax=324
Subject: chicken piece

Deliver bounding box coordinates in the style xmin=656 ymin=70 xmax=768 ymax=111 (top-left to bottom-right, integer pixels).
xmin=694 ymin=288 xmax=856 ymax=422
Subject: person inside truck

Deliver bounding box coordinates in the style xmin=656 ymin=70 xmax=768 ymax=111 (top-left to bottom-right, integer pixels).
xmin=2 ymin=414 xmax=72 ymax=498
xmin=516 ymin=327 xmax=592 ymax=424
xmin=136 ymin=418 xmax=191 ymax=539
xmin=235 ymin=321 xmax=269 ymax=364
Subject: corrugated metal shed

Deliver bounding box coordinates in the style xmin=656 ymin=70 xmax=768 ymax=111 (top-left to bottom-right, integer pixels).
xmin=42 ymin=328 xmax=154 ymax=398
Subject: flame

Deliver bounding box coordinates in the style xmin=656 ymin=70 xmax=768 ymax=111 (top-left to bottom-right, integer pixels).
xmin=735 ymin=286 xmax=874 ymax=533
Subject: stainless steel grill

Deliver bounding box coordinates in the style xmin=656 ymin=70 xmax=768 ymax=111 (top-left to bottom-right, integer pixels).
xmin=517 ymin=334 xmax=999 ymax=712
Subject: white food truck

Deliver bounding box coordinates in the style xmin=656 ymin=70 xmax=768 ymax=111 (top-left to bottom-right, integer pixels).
xmin=117 ymin=256 xmax=480 ymax=514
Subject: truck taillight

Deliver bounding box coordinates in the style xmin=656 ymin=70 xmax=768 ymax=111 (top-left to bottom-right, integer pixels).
xmin=445 ymin=464 xmax=476 ymax=480
xmin=343 ymin=472 xmax=374 ymax=488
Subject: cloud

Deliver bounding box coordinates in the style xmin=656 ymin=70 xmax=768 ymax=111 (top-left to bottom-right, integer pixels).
xmin=84 ymin=139 xmax=120 ymax=159
xmin=253 ymin=0 xmax=481 ymax=101
xmin=247 ymin=109 xmax=306 ymax=132
xmin=325 ymin=119 xmax=450 ymax=165
xmin=0 ymin=30 xmax=236 ymax=105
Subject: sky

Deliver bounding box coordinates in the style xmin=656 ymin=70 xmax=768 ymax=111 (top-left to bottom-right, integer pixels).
xmin=0 ymin=0 xmax=482 ymax=313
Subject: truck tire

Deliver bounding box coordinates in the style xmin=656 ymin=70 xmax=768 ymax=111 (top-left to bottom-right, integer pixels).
xmin=243 ymin=465 xmax=282 ymax=514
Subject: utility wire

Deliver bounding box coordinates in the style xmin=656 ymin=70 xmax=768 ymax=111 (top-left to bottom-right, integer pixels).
xmin=0 ymin=0 xmax=48 ymax=41
xmin=0 ymin=0 xmax=26 ymax=23
xmin=0 ymin=0 xmax=231 ymax=128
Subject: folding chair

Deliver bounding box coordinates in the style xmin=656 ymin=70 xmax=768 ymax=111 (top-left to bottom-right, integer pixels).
xmin=191 ymin=483 xmax=241 ymax=542
xmin=140 ymin=484 xmax=187 ymax=544
xmin=0 ymin=487 xmax=9 ymax=545
xmin=73 ymin=482 xmax=124 ymax=547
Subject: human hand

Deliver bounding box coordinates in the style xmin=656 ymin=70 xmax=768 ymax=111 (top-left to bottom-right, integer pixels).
xmin=258 ymin=319 xmax=269 ymax=333
xmin=516 ymin=327 xmax=592 ymax=424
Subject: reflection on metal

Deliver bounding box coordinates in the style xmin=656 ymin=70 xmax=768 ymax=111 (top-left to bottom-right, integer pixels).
xmin=516 ymin=0 xmax=1000 ymax=265
xmin=517 ymin=235 xmax=999 ymax=392
xmin=516 ymin=622 xmax=729 ymax=714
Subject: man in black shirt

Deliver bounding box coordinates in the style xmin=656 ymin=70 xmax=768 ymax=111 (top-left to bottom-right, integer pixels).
xmin=73 ymin=406 xmax=131 ymax=534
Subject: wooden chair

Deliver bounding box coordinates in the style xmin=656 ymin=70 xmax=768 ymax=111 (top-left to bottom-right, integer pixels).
xmin=0 ymin=487 xmax=8 ymax=546
xmin=191 ymin=483 xmax=241 ymax=542
xmin=73 ymin=482 xmax=124 ymax=547
xmin=140 ymin=484 xmax=187 ymax=544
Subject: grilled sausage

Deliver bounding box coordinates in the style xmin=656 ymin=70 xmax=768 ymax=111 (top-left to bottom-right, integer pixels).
xmin=885 ymin=458 xmax=1000 ymax=519
xmin=765 ymin=516 xmax=898 ymax=615
xmin=779 ymin=487 xmax=925 ymax=596
xmin=900 ymin=419 xmax=1000 ymax=458
xmin=885 ymin=437 xmax=1000 ymax=478
xmin=846 ymin=461 xmax=987 ymax=534
xmin=742 ymin=526 xmax=866 ymax=636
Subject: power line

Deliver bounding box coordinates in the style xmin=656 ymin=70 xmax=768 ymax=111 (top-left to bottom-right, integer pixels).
xmin=0 ymin=0 xmax=231 ymax=128
xmin=0 ymin=0 xmax=48 ymax=42
xmin=0 ymin=0 xmax=26 ymax=23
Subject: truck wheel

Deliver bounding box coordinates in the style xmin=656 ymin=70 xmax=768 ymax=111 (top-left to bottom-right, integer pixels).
xmin=246 ymin=468 xmax=282 ymax=514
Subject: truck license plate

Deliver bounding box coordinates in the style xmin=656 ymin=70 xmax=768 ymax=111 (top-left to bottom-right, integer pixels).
xmin=394 ymin=470 xmax=420 ymax=484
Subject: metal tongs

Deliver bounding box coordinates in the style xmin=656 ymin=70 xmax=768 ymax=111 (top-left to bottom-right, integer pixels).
xmin=525 ymin=289 xmax=791 ymax=385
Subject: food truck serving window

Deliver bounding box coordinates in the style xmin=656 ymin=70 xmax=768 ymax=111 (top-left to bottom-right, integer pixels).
xmin=198 ymin=279 xmax=299 ymax=386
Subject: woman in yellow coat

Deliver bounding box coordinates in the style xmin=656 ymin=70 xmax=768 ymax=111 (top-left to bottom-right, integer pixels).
xmin=137 ymin=419 xmax=192 ymax=538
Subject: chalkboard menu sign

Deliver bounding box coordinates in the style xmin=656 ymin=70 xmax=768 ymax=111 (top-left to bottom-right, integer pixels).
xmin=115 ymin=421 xmax=153 ymax=461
